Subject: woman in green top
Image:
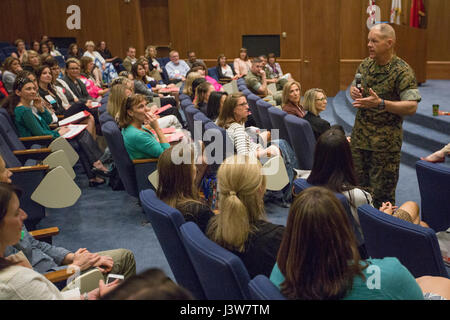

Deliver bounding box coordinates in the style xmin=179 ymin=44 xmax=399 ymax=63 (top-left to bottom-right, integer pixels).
xmin=270 ymin=186 xmax=444 ymax=300
xmin=5 ymin=77 xmax=110 ymax=187
xmin=119 ymin=94 xmax=170 ymax=160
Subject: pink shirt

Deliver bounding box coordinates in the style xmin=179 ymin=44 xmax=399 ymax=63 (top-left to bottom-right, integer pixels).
xmin=233 ymin=58 xmax=252 ymax=77
xmin=206 ymin=75 xmax=223 ymax=92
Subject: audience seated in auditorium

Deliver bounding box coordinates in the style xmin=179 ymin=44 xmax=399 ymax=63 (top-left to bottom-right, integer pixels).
xmin=194 ymin=81 xmax=214 ymax=114
xmin=216 ymin=93 xmax=297 ymax=205
xmin=216 ymin=54 xmax=238 ymax=80
xmin=245 ymin=57 xmax=282 ymax=105
xmin=282 ymin=80 xmax=306 ymax=118
xmin=190 ymin=62 xmax=223 ymax=92
xmin=421 ymin=143 xmax=450 ymax=163
xmin=206 ymin=91 xmax=228 ymax=122
xmin=31 ymin=41 xmax=41 ymax=55
xmin=10 ymin=39 xmax=27 ymax=63
xmin=2 ymin=57 xmax=23 ymax=94
xmin=39 ymin=42 xmax=50 ymax=56
xmin=186 ymin=51 xmax=204 ymax=69
xmin=270 ymin=186 xmax=448 ymax=300
xmin=305 ymin=128 xmax=428 ymax=228
xmin=122 ymin=47 xmax=137 ymax=73
xmin=6 ymin=76 xmax=110 ymax=186
xmin=21 ymin=50 xmax=41 ymax=74
xmin=46 ymin=40 xmax=62 ymax=57
xmin=83 ymin=41 xmax=118 ymax=84
xmin=302 ymin=88 xmax=332 ymax=140
xmin=144 ymin=45 xmax=163 ymax=84
xmin=233 ymin=48 xmax=252 ymax=78
xmin=97 ymin=41 xmax=122 ymax=73
xmin=1 ymin=154 xmax=136 ymax=282
xmin=156 ymin=144 xmax=213 ymax=233
xmin=119 ymin=94 xmax=170 ymax=160
xmin=102 ymin=268 xmax=193 ymax=300
xmin=206 ymin=154 xmax=285 ymax=278
xmin=183 ymin=71 xmax=202 ymax=99
xmin=79 ymin=56 xmax=109 ymax=99
xmin=67 ymin=43 xmax=82 ymax=60
xmin=265 ymin=53 xmax=283 ymax=80
xmin=63 ymin=58 xmax=98 ymax=106
xmin=0 ymin=183 xmax=121 ymax=300
xmin=165 ymin=50 xmax=190 ymax=83
xmin=131 ymin=61 xmax=160 ymax=102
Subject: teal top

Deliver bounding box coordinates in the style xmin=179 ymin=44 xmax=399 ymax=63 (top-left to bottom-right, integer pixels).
xmin=122 ymin=125 xmax=170 ymax=160
xmin=14 ymin=105 xmax=60 ymax=138
xmin=270 ymin=257 xmax=424 ymax=300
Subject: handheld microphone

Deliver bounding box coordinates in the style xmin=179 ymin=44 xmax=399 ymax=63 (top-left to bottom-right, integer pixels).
xmin=355 ymin=73 xmax=362 ymax=93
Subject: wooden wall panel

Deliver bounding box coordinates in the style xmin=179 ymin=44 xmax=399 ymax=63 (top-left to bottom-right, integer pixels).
xmin=141 ymin=0 xmax=170 ymax=48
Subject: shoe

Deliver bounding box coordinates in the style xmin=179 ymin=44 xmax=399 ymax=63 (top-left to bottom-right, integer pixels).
xmin=89 ymin=179 xmax=105 ymax=187
xmin=91 ymin=167 xmax=112 ymax=178
xmin=420 ymin=156 xmax=444 ymax=163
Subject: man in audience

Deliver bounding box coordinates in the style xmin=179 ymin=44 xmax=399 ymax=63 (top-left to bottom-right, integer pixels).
xmin=5 ymin=226 xmax=136 ymax=280
xmin=349 ymin=23 xmax=421 ymax=208
xmin=122 ymin=47 xmax=137 ymax=73
xmin=186 ymin=51 xmax=204 ymax=69
xmin=245 ymin=57 xmax=282 ymax=105
xmin=259 ymin=54 xmax=289 ymax=91
xmin=165 ymin=50 xmax=190 ymax=83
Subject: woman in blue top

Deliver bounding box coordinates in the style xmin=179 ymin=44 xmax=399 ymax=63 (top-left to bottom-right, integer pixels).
xmin=119 ymin=94 xmax=170 ymax=160
xmin=270 ymin=186 xmax=428 ymax=300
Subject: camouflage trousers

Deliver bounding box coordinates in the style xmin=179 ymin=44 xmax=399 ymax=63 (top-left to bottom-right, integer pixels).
xmin=351 ymin=147 xmax=401 ymax=208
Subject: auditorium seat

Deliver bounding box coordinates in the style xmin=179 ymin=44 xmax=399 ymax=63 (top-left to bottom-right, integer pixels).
xmin=184 ymin=105 xmax=199 ymax=137
xmin=208 ymin=67 xmax=219 ymax=82
xmin=268 ymin=107 xmax=290 ymax=143
xmin=284 ymin=114 xmax=315 ymax=170
xmin=256 ymin=99 xmax=273 ymax=130
xmin=247 ymin=94 xmax=262 ymax=128
xmin=248 ymin=275 xmax=286 ymax=300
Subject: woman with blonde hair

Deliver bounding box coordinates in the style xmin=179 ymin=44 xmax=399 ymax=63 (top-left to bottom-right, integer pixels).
xmin=183 ymin=71 xmax=202 ymax=97
xmin=144 ymin=45 xmax=163 ymax=83
xmin=157 ymin=144 xmax=213 ymax=232
xmin=21 ymin=50 xmax=41 ymax=73
xmin=281 ymin=80 xmax=306 ymax=119
xmin=107 ymin=83 xmax=131 ymax=120
xmin=302 ymin=88 xmax=332 ymax=140
xmin=207 ymin=154 xmax=285 ymax=277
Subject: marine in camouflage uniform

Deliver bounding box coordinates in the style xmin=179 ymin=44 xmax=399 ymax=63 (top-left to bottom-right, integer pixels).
xmin=351 ymin=56 xmax=421 ymax=208
xmin=245 ymin=70 xmax=283 ymax=105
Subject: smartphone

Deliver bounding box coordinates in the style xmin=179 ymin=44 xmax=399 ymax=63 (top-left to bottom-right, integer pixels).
xmin=106 ymin=273 xmax=124 ymax=285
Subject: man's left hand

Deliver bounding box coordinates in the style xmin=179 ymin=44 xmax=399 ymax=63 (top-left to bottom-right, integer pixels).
xmin=353 ymin=88 xmax=382 ymax=109
xmin=93 ymin=255 xmax=114 ymax=274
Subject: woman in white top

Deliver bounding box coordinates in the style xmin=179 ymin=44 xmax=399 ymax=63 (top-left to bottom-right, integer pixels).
xmin=216 ymin=54 xmax=238 ymax=80
xmin=83 ymin=41 xmax=118 ymax=84
xmin=0 ymin=182 xmax=119 ymax=300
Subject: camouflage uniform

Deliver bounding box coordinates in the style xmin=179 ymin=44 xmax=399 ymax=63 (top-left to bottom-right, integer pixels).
xmin=245 ymin=70 xmax=283 ymax=105
xmin=351 ymin=56 xmax=421 ymax=208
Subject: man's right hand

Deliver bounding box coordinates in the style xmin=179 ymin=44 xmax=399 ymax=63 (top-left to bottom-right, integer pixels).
xmin=71 ymin=248 xmax=101 ymax=271
xmin=350 ymin=86 xmax=363 ymax=100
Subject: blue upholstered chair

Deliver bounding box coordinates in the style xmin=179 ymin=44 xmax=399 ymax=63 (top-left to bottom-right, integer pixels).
xmin=247 ymin=94 xmax=262 ymax=128
xmin=101 ymin=121 xmax=156 ymax=198
xmin=99 ymin=111 xmax=115 ymax=126
xmin=293 ymin=178 xmax=365 ymax=251
xmin=180 ymin=98 xmax=193 ymax=113
xmin=256 ymin=99 xmax=273 ymax=130
xmin=204 ymin=121 xmax=234 ymax=173
xmin=208 ymin=67 xmax=219 ymax=81
xmin=242 ymin=89 xmax=252 ymax=97
xmin=1 ymin=46 xmax=17 ymax=57
xmin=358 ymin=204 xmax=449 ymax=278
xmin=184 ymin=105 xmax=200 ymax=137
xmin=193 ymin=111 xmax=212 ymax=140
xmin=180 ymin=222 xmax=251 ymax=300
xmin=248 ymin=275 xmax=286 ymax=300
xmin=284 ymin=114 xmax=315 ymax=169
xmin=139 ymin=189 xmax=206 ymax=299
xmin=179 ymin=93 xmax=191 ymax=103
xmin=268 ymin=107 xmax=290 ymax=143
xmin=416 ymin=160 xmax=450 ymax=232
xmin=237 ymin=77 xmax=245 ymax=87
xmin=55 ymin=55 xmax=66 ymax=69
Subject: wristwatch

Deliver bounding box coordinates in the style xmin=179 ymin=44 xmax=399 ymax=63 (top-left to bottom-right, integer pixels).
xmin=378 ymin=99 xmax=385 ymax=111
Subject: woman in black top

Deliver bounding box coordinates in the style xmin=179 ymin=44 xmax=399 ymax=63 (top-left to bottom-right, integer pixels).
xmin=302 ymin=88 xmax=331 ymax=140
xmin=157 ymin=144 xmax=212 ymax=233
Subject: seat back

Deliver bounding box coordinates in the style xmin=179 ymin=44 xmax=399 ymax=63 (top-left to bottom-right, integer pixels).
xmin=180 ymin=98 xmax=192 ymax=112
xmin=242 ymin=89 xmax=252 ymax=97
xmin=208 ymin=67 xmax=219 ymax=81
xmin=101 ymin=121 xmax=138 ymax=197
xmin=193 ymin=111 xmax=212 ymax=139
xmin=99 ymin=111 xmax=115 ymax=126
xmin=179 ymin=93 xmax=191 ymax=103
xmin=161 ymin=66 xmax=170 ymax=84
xmin=0 ymin=108 xmax=18 ymax=135
xmin=267 ymin=107 xmax=290 ymax=142
xmin=184 ymin=106 xmax=199 ymax=138
xmin=247 ymin=94 xmax=262 ymax=128
xmin=139 ymin=190 xmax=205 ymax=299
xmin=358 ymin=204 xmax=449 ymax=278
xmin=237 ymin=77 xmax=245 ymax=87
xmin=180 ymin=222 xmax=251 ymax=300
xmin=416 ymin=160 xmax=450 ymax=232
xmin=256 ymin=99 xmax=273 ymax=130
xmin=204 ymin=121 xmax=234 ymax=173
xmin=248 ymin=275 xmax=286 ymax=300
xmin=0 ymin=133 xmax=23 ymax=168
xmin=284 ymin=114 xmax=315 ymax=169
xmin=0 ymin=113 xmax=26 ymax=150
xmin=55 ymin=56 xmax=66 ymax=69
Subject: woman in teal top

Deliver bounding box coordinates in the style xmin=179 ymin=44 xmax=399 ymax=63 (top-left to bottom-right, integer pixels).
xmin=270 ymin=186 xmax=426 ymax=300
xmin=5 ymin=77 xmax=110 ymax=187
xmin=119 ymin=94 xmax=170 ymax=160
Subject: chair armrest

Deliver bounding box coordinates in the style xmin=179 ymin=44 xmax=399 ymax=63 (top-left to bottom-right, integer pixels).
xmin=49 ymin=124 xmax=58 ymax=129
xmin=132 ymin=158 xmax=158 ymax=165
xmin=44 ymin=268 xmax=76 ymax=283
xmin=19 ymin=135 xmax=53 ymax=148
xmin=29 ymin=227 xmax=60 ymax=240
xmin=9 ymin=164 xmax=49 ymax=173
xmin=57 ymin=115 xmax=64 ymax=119
xmin=219 ymin=78 xmax=232 ymax=84
xmin=13 ymin=148 xmax=52 ymax=162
